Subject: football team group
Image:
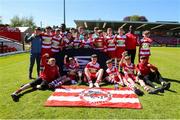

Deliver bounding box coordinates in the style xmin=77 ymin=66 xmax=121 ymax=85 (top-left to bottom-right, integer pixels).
xmin=11 ymin=25 xmax=171 ymax=102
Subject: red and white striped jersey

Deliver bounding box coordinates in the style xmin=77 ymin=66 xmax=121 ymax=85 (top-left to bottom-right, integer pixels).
xmin=65 ymin=63 xmax=79 ymax=71
xmin=73 ymin=38 xmax=82 ymax=49
xmin=139 ymin=37 xmax=152 ymax=56
xmin=41 ymin=33 xmax=53 ymax=49
xmin=116 ymin=35 xmax=126 ymax=48
xmin=51 ymin=35 xmax=62 ymax=53
xmin=93 ymin=36 xmax=106 ymax=51
xmin=105 ymin=35 xmax=116 ymax=51
xmin=106 ymin=67 xmax=119 ymax=79
xmin=85 ymin=62 xmax=100 ymax=74
xmin=62 ymin=37 xmax=74 ymax=49
xmin=121 ymin=63 xmax=135 ymax=75
xmin=82 ymin=39 xmax=92 ymax=48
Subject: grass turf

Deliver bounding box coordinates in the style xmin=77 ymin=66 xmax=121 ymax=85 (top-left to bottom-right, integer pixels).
xmin=0 ymin=47 xmax=180 ymax=119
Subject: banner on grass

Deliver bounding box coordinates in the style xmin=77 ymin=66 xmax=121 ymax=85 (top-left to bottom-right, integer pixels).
xmin=45 ymin=86 xmax=142 ymax=109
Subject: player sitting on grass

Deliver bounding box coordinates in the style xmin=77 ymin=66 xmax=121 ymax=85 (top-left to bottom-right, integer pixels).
xmin=136 ymin=56 xmax=171 ymax=91
xmin=64 ymin=55 xmax=82 ymax=84
xmin=119 ymin=52 xmax=144 ymax=96
xmin=11 ymin=53 xmax=60 ymax=102
xmin=104 ymin=59 xmax=125 ymax=89
xmin=120 ymin=52 xmax=162 ymax=95
xmin=84 ymin=54 xmax=104 ymax=88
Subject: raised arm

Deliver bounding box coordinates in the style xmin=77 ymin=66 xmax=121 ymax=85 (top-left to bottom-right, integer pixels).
xmin=42 ymin=53 xmax=49 ymax=66
xmin=25 ymin=33 xmax=34 ymax=43
xmin=119 ymin=51 xmax=126 ymax=66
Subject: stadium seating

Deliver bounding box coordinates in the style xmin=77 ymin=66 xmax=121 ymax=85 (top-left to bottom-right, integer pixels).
xmin=151 ymin=36 xmax=179 ymax=46
xmin=0 ymin=26 xmax=21 ymax=42
xmin=0 ymin=44 xmax=17 ymax=53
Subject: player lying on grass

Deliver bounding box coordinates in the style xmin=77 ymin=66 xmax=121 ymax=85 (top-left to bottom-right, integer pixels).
xmin=136 ymin=56 xmax=171 ymax=91
xmin=64 ymin=55 xmax=82 ymax=84
xmin=104 ymin=59 xmax=125 ymax=89
xmin=11 ymin=53 xmax=62 ymax=102
xmin=84 ymin=54 xmax=104 ymax=88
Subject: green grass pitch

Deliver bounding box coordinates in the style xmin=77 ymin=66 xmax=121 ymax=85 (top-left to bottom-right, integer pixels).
xmin=0 ymin=47 xmax=180 ymax=119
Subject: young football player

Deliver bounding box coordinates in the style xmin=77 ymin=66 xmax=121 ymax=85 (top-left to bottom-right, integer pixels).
xmin=11 ymin=53 xmax=60 ymax=102
xmin=137 ymin=56 xmax=171 ymax=91
xmin=115 ymin=27 xmax=126 ymax=60
xmin=84 ymin=54 xmax=104 ymax=88
xmin=82 ymin=32 xmax=93 ymax=48
xmin=64 ymin=55 xmax=82 ymax=84
xmin=105 ymin=28 xmax=116 ymax=59
xmin=105 ymin=59 xmax=125 ymax=89
xmin=139 ymin=30 xmax=153 ymax=62
xmin=51 ymin=28 xmax=62 ymax=57
xmin=119 ymin=52 xmax=144 ymax=96
xmin=41 ymin=26 xmax=53 ymax=56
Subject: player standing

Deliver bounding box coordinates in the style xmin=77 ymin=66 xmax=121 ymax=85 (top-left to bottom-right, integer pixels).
xmin=41 ymin=26 xmax=53 ymax=56
xmin=105 ymin=28 xmax=116 ymax=59
xmin=51 ymin=28 xmax=62 ymax=57
xmin=139 ymin=30 xmax=152 ymax=62
xmin=115 ymin=27 xmax=126 ymax=60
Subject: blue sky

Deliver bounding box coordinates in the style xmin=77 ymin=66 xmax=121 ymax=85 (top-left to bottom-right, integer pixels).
xmin=0 ymin=0 xmax=179 ymax=27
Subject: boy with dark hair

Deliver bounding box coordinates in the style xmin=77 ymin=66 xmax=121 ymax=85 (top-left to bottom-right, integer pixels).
xmin=137 ymin=56 xmax=171 ymax=90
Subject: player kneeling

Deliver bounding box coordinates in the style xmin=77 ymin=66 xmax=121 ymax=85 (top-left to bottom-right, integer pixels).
xmin=11 ymin=53 xmax=60 ymax=102
xmin=84 ymin=54 xmax=104 ymax=88
xmin=104 ymin=59 xmax=125 ymax=89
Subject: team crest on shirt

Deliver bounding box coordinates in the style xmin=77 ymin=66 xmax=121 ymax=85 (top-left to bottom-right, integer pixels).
xmin=79 ymin=89 xmax=112 ymax=105
xmin=95 ymin=42 xmax=103 ymax=47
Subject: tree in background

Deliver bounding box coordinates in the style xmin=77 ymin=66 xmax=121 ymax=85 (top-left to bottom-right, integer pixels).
xmin=10 ymin=15 xmax=36 ymax=29
xmin=123 ymin=15 xmax=148 ymax=22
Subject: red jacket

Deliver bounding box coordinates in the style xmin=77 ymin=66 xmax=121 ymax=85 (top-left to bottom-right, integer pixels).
xmin=40 ymin=55 xmax=60 ymax=82
xmin=136 ymin=62 xmax=157 ymax=76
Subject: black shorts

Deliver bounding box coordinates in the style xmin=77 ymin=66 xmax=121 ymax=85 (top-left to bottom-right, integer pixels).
xmin=30 ymin=77 xmax=49 ymax=89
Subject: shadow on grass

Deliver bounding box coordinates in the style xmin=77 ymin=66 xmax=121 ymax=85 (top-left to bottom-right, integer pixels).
xmin=163 ymin=78 xmax=178 ymax=93
xmin=163 ymin=78 xmax=180 ymax=84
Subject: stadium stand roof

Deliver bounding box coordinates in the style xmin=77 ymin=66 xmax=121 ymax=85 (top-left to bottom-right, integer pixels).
xmin=16 ymin=27 xmax=29 ymax=32
xmin=74 ymin=20 xmax=180 ymax=32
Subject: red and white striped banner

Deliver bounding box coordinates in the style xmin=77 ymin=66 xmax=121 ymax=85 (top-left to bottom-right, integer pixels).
xmin=45 ymin=86 xmax=142 ymax=109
